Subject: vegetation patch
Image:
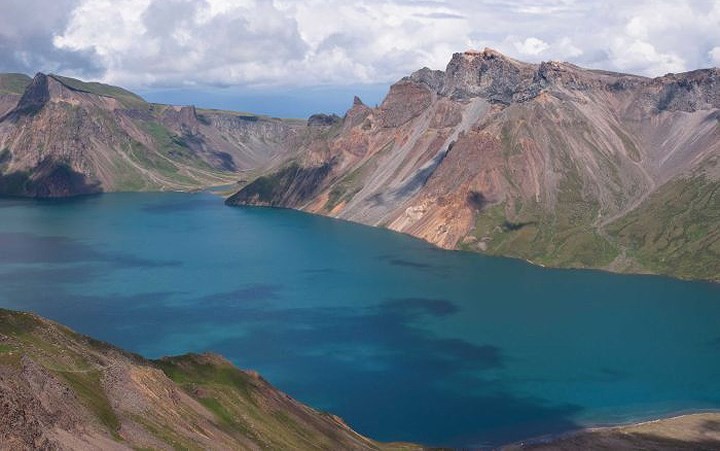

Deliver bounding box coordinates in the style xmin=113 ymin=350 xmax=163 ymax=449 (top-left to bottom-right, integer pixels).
xmin=0 ymin=310 xmax=41 ymax=336
xmin=198 ymin=398 xmax=236 ymax=427
xmin=57 ymin=369 xmax=121 ymax=438
xmin=608 ymin=174 xmax=720 ymax=279
xmin=155 ymin=354 xmax=253 ymax=399
xmin=228 ymin=162 xmax=333 ymax=207
xmin=50 ymin=74 xmax=147 ymax=109
xmin=325 ymin=163 xmax=369 ymax=211
xmin=0 ymin=73 xmax=32 ymax=95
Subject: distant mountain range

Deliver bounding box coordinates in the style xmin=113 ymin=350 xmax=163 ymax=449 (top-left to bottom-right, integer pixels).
xmin=1 ymin=49 xmax=719 ymax=280
xmin=0 ymin=72 xmax=305 ymax=196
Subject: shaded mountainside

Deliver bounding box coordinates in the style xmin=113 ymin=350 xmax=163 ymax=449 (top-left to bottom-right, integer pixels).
xmin=0 ymin=308 xmax=418 ymax=450
xmin=0 ymin=73 xmax=308 ymax=197
xmin=227 ymin=49 xmax=720 ymax=281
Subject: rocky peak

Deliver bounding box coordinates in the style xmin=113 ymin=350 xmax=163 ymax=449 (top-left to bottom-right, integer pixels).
xmin=653 ymin=67 xmax=720 ymax=112
xmin=307 ymin=113 xmax=342 ymax=127
xmin=158 ymin=105 xmax=200 ymax=133
xmin=3 ymin=72 xmax=50 ymax=120
xmin=389 ymin=49 xmax=545 ymax=105
xmin=380 ymin=48 xmax=720 ymax=113
xmin=168 ymin=104 xmax=198 ymax=123
xmin=179 ymin=105 xmax=197 ymax=122
xmin=535 ymin=60 xmax=594 ymax=90
xmin=406 ymin=67 xmax=445 ymax=92
xmin=344 ymin=96 xmax=372 ymax=129
xmin=439 ymin=48 xmax=537 ymax=103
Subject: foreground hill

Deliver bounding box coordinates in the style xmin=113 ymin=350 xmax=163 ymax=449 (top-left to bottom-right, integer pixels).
xmin=0 ymin=73 xmax=305 ymax=197
xmin=0 ymin=308 xmax=418 ymax=450
xmin=1 ymin=308 xmax=718 ymax=449
xmin=227 ymin=49 xmax=720 ymax=280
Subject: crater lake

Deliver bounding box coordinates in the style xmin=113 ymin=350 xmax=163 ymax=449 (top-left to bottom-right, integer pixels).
xmin=0 ymin=192 xmax=718 ymax=447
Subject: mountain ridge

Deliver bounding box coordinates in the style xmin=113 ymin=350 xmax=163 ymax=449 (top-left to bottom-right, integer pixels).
xmin=227 ymin=49 xmax=720 ymax=281
xmin=1 ymin=53 xmax=719 ymax=280
xmin=0 ymin=71 xmax=312 ymax=197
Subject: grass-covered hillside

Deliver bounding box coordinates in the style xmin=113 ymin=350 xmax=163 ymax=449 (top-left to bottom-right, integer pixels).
xmin=0 ymin=308 xmax=418 ymax=450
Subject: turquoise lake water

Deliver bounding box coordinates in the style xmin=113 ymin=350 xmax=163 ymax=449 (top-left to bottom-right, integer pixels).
xmin=0 ymin=192 xmax=719 ymax=447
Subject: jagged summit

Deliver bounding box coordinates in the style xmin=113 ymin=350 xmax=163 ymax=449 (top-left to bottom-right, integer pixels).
xmin=458 ymin=47 xmax=531 ymax=65
xmin=2 ymin=72 xmax=150 ymax=122
xmin=6 ymin=72 xmax=50 ymax=119
xmin=398 ymin=49 xmax=720 ymax=109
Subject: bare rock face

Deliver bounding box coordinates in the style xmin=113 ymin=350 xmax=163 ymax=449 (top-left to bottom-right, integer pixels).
xmin=440 ymin=49 xmax=538 ymax=102
xmin=227 ymin=48 xmax=720 ymax=281
xmin=407 ymin=67 xmax=445 ymax=92
xmin=378 ymin=80 xmax=434 ymax=127
xmin=4 ymin=73 xmax=50 ymax=120
xmin=653 ymin=68 xmax=720 ymax=112
xmin=308 ymin=113 xmax=342 ymax=127
xmin=343 ymin=96 xmax=372 ymax=129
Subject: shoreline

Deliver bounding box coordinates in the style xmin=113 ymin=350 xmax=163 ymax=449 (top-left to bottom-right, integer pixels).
xmin=507 ymin=410 xmax=720 ymax=449
xmin=220 ymin=198 xmax=720 ymax=285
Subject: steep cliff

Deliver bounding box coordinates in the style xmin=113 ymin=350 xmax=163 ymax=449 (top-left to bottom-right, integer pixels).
xmin=227 ymin=49 xmax=720 ymax=280
xmin=0 ymin=73 xmax=303 ymax=197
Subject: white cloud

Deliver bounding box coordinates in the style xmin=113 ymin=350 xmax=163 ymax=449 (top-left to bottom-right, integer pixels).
xmin=1 ymin=0 xmax=719 ymax=88
xmin=609 ymin=38 xmax=686 ymax=75
xmin=553 ymin=37 xmax=583 ymax=59
xmin=710 ymin=47 xmax=720 ymax=66
xmin=514 ymin=37 xmax=549 ymax=56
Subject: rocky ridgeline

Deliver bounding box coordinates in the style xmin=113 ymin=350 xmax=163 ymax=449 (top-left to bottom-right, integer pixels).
xmin=406 ymin=48 xmax=720 ymax=111
xmin=228 ymin=49 xmax=720 ymax=281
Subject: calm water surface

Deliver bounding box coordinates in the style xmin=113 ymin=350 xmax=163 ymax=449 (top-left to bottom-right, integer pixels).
xmin=0 ymin=192 xmax=719 ymax=447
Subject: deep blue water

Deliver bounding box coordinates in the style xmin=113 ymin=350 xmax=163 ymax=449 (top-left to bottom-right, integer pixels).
xmin=0 ymin=192 xmax=719 ymax=447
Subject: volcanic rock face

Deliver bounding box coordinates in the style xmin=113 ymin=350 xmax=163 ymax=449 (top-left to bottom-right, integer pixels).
xmin=228 ymin=49 xmax=720 ymax=280
xmin=308 ymin=113 xmax=342 ymax=127
xmin=0 ymin=73 xmax=304 ymax=197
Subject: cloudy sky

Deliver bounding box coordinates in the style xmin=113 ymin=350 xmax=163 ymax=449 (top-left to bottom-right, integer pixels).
xmin=2 ymin=0 xmax=719 ymax=116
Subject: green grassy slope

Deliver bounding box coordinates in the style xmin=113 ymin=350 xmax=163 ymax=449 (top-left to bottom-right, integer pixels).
xmin=50 ymin=74 xmax=147 ymax=108
xmin=0 ymin=73 xmax=31 ymax=95
xmin=607 ymin=172 xmax=720 ymax=280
